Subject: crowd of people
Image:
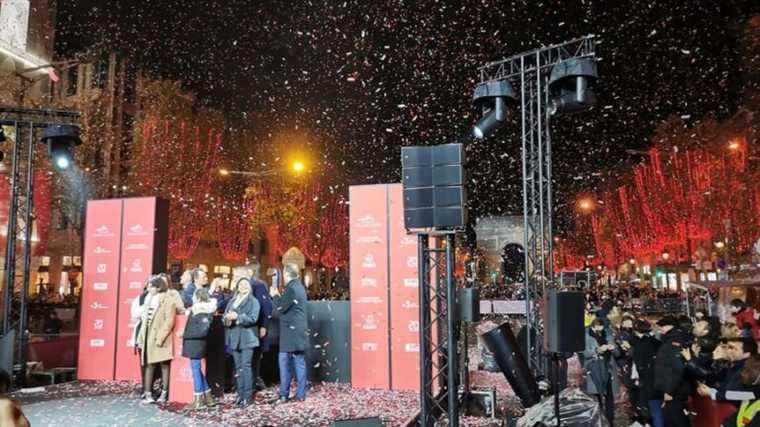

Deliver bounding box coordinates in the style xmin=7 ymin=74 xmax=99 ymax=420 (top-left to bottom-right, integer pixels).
xmin=129 ymin=261 xmax=309 ymax=410
xmin=577 ymin=290 xmax=760 ymax=427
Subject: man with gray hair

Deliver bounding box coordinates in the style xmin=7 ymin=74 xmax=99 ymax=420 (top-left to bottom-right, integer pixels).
xmin=246 ymin=261 xmax=273 ymax=393
xmin=272 ymin=263 xmax=309 ymax=404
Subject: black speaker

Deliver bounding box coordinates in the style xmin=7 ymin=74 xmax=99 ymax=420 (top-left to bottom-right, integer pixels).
xmin=401 ymin=146 xmax=432 ymax=167
xmin=433 ymin=164 xmax=463 ymax=186
xmin=457 ymin=287 xmax=480 ymax=322
xmin=403 ymin=188 xmax=433 ymax=209
xmin=432 ymin=143 xmax=464 ymax=165
xmin=544 ymin=290 xmax=585 ymax=353
xmin=481 ymin=323 xmax=541 ymax=408
xmin=402 ymin=166 xmax=433 ymax=188
xmin=435 ymin=186 xmax=464 ymax=207
xmin=331 ymin=417 xmax=383 ymax=427
xmin=434 ymin=207 xmax=465 ymax=228
xmin=404 ymin=208 xmax=434 ymax=229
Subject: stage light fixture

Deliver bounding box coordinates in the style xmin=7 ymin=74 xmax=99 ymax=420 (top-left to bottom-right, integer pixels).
xmin=472 ymin=80 xmax=517 ymax=139
xmin=41 ymin=124 xmax=81 ymax=171
xmin=548 ymin=57 xmax=598 ymax=115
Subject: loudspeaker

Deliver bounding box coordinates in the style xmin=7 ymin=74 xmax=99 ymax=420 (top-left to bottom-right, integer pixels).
xmin=404 ymin=208 xmax=434 ymax=229
xmin=331 ymin=417 xmax=383 ymax=427
xmin=402 ymin=144 xmax=466 ymax=230
xmin=401 ymin=146 xmax=432 ymax=167
xmin=457 ymin=287 xmax=480 ymax=322
xmin=544 ymin=290 xmax=585 ymax=354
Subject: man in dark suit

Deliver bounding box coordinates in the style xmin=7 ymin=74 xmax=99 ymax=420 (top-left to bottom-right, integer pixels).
xmin=248 ymin=262 xmax=273 ymax=392
xmin=273 ymin=263 xmax=309 ymax=404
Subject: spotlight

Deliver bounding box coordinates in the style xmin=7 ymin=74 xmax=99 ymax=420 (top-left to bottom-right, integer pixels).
xmin=472 ymin=80 xmax=517 ymax=139
xmin=41 ymin=124 xmax=81 ymax=171
xmin=548 ymin=57 xmax=598 ymax=115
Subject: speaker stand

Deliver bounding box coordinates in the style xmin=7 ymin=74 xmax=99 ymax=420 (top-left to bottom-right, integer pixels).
xmin=551 ymin=353 xmax=561 ymax=427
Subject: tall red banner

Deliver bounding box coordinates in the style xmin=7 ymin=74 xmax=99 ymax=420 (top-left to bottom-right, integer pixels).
xmin=77 ymin=200 xmax=123 ymax=380
xmin=114 ymin=198 xmax=159 ymax=380
xmin=388 ymin=184 xmax=421 ymax=391
xmin=169 ymin=315 xmax=197 ymax=404
xmin=349 ymin=185 xmax=390 ymax=389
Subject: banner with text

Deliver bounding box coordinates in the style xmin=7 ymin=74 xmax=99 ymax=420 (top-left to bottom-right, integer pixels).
xmin=77 ymin=199 xmax=123 ymax=380
xmin=349 ymin=185 xmax=390 ymax=389
xmin=114 ymin=197 xmax=160 ymax=380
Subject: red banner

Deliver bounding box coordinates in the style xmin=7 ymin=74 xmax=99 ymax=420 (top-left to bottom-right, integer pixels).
xmin=77 ymin=199 xmax=123 ymax=380
xmin=169 ymin=315 xmax=197 ymax=403
xmin=388 ymin=184 xmax=421 ymax=391
xmin=114 ymin=198 xmax=159 ymax=380
xmin=349 ymin=185 xmax=390 ymax=389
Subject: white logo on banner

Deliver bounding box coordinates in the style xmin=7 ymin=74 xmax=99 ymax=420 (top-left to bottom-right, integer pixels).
xmin=400 ymin=236 xmax=416 ymax=246
xmin=128 ymin=281 xmax=143 ymax=289
xmin=405 ymin=343 xmax=420 ymax=353
xmin=126 ymin=243 xmax=149 ymax=251
xmin=94 ymin=246 xmax=111 ymax=254
xmin=362 ymin=253 xmax=377 ymax=268
xmin=362 ymin=342 xmax=378 ymax=352
xmin=362 ymin=315 xmax=378 ymax=330
xmin=90 ymin=339 xmax=105 ymax=347
xmin=356 ymin=296 xmax=382 ymax=304
xmin=96 ymin=264 xmax=107 ymax=273
xmin=93 ymin=282 xmax=108 ymax=291
xmin=360 ymin=277 xmax=377 ymax=288
xmin=356 ymin=215 xmax=381 ymax=228
xmin=130 ymin=259 xmax=143 ymax=273
xmin=408 ymin=320 xmax=419 ymax=332
xmin=355 ymin=235 xmax=382 ymax=244
xmin=403 ymin=278 xmax=419 ymax=288
xmin=94 ymin=225 xmax=114 ymax=238
xmin=93 ymin=319 xmax=104 ymax=330
xmin=90 ymin=302 xmax=108 ymax=310
xmin=128 ymin=224 xmax=148 ymax=236
xmin=402 ymin=300 xmax=419 ymax=309
xmin=406 ymin=256 xmax=417 ymax=268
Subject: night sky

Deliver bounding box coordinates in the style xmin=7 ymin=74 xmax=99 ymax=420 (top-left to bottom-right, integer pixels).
xmin=55 ymin=0 xmax=759 ymax=231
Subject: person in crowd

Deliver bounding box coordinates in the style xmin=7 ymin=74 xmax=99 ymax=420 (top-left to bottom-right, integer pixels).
xmin=223 ymin=267 xmax=260 ymax=408
xmin=697 ymin=353 xmax=760 ymax=426
xmin=579 ymin=318 xmax=620 ymax=424
xmin=683 ymin=317 xmax=723 ymax=384
xmin=273 ymin=263 xmax=309 ymax=404
xmin=629 ymin=319 xmax=663 ymax=427
xmin=131 ymin=280 xmax=150 ymax=398
xmin=42 ymin=310 xmax=62 ymax=335
xmin=180 ymin=287 xmax=217 ymax=411
xmin=724 ymin=321 xmax=743 ymax=339
xmin=137 ymin=276 xmax=179 ymax=404
xmin=0 ymin=396 xmax=29 ymax=427
xmin=653 ymin=316 xmax=692 ymax=427
xmin=730 ymin=299 xmax=760 ymax=340
xmin=181 ymin=268 xmax=204 ymax=308
xmin=711 ymin=338 xmax=759 ymax=398
xmin=247 ymin=262 xmax=274 ymax=393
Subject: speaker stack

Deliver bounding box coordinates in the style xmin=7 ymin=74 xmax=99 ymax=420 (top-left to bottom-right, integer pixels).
xmin=543 ymin=290 xmax=585 ymax=354
xmin=401 ymin=144 xmax=466 ymax=229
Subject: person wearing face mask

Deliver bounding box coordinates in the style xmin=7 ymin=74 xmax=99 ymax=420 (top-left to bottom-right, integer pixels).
xmin=730 ymin=300 xmax=760 ymax=341
xmin=223 ymin=267 xmax=260 ymax=408
xmin=579 ymin=318 xmax=620 ymax=425
xmin=653 ymin=316 xmax=692 ymax=427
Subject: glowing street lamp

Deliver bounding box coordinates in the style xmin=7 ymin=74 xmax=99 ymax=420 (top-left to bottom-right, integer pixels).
xmin=577 ymin=197 xmax=595 ymax=213
xmin=291 ymin=160 xmax=305 ymax=174
xmin=219 ymin=168 xmax=230 ymax=176
xmin=728 ymin=139 xmax=742 ymax=151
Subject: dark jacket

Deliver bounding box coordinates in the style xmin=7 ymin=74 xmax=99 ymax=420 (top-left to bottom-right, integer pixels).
xmin=653 ymin=328 xmax=692 ymax=399
xmin=251 ymin=278 xmax=274 ymax=352
xmin=275 ymin=278 xmax=308 ymax=353
xmin=181 ymin=300 xmax=217 ymax=359
xmin=630 ymin=334 xmax=661 ymax=402
xmin=181 ymin=282 xmax=197 ymax=308
xmin=224 ymin=294 xmax=260 ymax=351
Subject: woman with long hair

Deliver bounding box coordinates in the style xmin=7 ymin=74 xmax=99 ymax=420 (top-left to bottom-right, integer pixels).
xmin=223 ymin=268 xmax=260 ymax=408
xmin=137 ymin=276 xmax=177 ymax=404
xmin=180 ymin=288 xmax=217 ymax=411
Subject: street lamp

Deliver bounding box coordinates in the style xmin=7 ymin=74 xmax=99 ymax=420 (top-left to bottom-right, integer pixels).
xmin=576 ymin=197 xmax=595 ymax=213
xmin=292 ymin=160 xmax=305 ymax=174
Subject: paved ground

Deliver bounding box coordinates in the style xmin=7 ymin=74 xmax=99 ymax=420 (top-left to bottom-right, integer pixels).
xmin=22 ymin=394 xmax=220 ymax=427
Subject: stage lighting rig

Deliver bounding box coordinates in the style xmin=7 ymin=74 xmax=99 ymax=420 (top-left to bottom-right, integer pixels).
xmin=548 ymin=57 xmax=598 ymax=115
xmin=41 ymin=124 xmax=82 ymax=171
xmin=472 ymin=80 xmax=517 ymax=139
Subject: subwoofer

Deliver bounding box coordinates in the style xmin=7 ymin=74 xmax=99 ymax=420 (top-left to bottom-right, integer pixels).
xmin=543 ymin=290 xmax=585 ymax=354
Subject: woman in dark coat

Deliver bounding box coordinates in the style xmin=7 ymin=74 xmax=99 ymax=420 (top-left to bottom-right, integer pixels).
xmin=181 ymin=288 xmax=217 ymax=411
xmin=223 ymin=277 xmax=260 ymax=408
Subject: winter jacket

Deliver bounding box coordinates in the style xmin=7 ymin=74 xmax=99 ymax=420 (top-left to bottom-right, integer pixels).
xmin=578 ymin=328 xmax=620 ymax=398
xmin=735 ymin=308 xmax=760 ymax=340
xmin=224 ymin=293 xmax=260 ymax=351
xmin=136 ymin=291 xmax=182 ymax=365
xmin=653 ymin=328 xmax=692 ymax=400
xmin=181 ymin=299 xmax=217 ymax=359
xmin=630 ymin=334 xmax=661 ymax=402
xmin=274 ymin=278 xmax=309 ymax=353
xmin=181 ymin=282 xmax=197 ymax=308
xmin=251 ymin=278 xmax=274 ymax=352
